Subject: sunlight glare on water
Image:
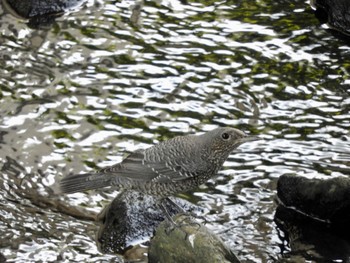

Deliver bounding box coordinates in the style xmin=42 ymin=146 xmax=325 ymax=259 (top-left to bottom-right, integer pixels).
xmin=0 ymin=0 xmax=350 ymax=262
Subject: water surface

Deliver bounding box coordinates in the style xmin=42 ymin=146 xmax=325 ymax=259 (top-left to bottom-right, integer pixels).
xmin=0 ymin=0 xmax=349 ymax=262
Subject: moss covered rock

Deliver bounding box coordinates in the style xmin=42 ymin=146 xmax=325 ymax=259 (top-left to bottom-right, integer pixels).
xmin=149 ymin=215 xmax=240 ymax=263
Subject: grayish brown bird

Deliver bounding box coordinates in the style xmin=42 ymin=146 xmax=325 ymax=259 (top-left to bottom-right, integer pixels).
xmin=60 ymin=127 xmax=255 ymax=197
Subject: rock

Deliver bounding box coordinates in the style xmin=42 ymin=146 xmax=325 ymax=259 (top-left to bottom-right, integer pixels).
xmin=149 ymin=214 xmax=240 ymax=263
xmin=311 ymin=0 xmax=350 ymax=36
xmin=0 ymin=253 xmax=6 ymax=263
xmin=277 ymin=174 xmax=350 ymax=225
xmin=96 ymin=190 xmax=202 ymax=257
xmin=275 ymin=205 xmax=350 ymax=261
xmin=275 ymin=175 xmax=350 ymax=261
xmin=2 ymin=0 xmax=86 ymax=28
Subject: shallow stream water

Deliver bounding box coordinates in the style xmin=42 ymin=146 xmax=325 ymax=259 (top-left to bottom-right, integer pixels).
xmin=0 ymin=0 xmax=350 ymax=262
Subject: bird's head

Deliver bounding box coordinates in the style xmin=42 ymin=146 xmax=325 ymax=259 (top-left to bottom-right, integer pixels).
xmin=200 ymin=127 xmax=256 ymax=164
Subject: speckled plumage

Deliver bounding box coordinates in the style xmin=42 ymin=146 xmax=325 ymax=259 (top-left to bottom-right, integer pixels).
xmin=60 ymin=127 xmax=254 ymax=197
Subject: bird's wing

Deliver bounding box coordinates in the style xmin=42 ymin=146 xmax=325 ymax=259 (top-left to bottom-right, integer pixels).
xmin=99 ymin=150 xmax=197 ymax=183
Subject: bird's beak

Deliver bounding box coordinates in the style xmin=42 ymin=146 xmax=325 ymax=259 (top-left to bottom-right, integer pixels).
xmin=230 ymin=134 xmax=259 ymax=150
xmin=235 ymin=135 xmax=259 ymax=147
xmin=240 ymin=135 xmax=259 ymax=143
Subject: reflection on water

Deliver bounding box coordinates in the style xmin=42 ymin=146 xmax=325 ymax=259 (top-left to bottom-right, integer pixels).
xmin=0 ymin=0 xmax=349 ymax=261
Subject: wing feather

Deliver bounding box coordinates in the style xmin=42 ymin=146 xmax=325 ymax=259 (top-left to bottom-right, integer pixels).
xmin=98 ymin=150 xmax=197 ymax=183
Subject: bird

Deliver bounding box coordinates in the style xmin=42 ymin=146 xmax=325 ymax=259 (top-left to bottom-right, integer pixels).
xmin=60 ymin=127 xmax=256 ymax=197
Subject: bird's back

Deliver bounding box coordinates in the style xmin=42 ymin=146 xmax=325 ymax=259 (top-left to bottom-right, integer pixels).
xmin=60 ymin=128 xmax=246 ymax=196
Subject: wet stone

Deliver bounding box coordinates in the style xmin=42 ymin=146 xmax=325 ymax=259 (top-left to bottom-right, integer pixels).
xmin=0 ymin=252 xmax=6 ymax=263
xmin=4 ymin=0 xmax=84 ymax=17
xmin=311 ymin=0 xmax=350 ymax=36
xmin=275 ymin=175 xmax=350 ymax=261
xmin=96 ymin=190 xmax=202 ymax=256
xmin=275 ymin=205 xmax=350 ymax=261
xmin=149 ymin=214 xmax=240 ymax=263
xmin=277 ymin=174 xmax=350 ymax=226
xmin=3 ymin=0 xmax=86 ymax=28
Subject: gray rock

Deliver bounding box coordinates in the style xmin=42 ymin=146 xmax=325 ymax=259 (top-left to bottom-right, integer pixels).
xmin=149 ymin=215 xmax=240 ymax=263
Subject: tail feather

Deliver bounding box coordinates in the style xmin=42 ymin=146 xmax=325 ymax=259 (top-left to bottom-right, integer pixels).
xmin=60 ymin=173 xmax=113 ymax=194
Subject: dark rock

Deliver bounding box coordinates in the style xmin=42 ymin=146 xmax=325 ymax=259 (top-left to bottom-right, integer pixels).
xmin=311 ymin=0 xmax=350 ymax=37
xmin=0 ymin=253 xmax=6 ymax=263
xmin=275 ymin=205 xmax=350 ymax=261
xmin=96 ymin=191 xmax=202 ymax=256
xmin=0 ymin=130 xmax=8 ymax=144
xmin=149 ymin=214 xmax=240 ymax=263
xmin=2 ymin=0 xmax=86 ymax=28
xmin=277 ymin=174 xmax=350 ymax=225
xmin=275 ymin=175 xmax=350 ymax=260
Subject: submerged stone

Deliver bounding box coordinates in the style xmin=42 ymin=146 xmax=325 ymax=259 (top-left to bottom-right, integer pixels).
xmin=149 ymin=214 xmax=240 ymax=263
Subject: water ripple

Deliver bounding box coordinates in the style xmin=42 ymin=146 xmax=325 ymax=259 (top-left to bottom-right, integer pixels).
xmin=0 ymin=0 xmax=349 ymax=261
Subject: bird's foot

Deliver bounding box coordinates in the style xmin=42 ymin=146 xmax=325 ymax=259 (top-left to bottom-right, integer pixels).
xmin=162 ymin=197 xmax=206 ymax=222
xmin=163 ymin=214 xmax=201 ymax=238
xmin=159 ymin=197 xmax=206 ymax=238
xmin=174 ymin=211 xmax=207 ymax=224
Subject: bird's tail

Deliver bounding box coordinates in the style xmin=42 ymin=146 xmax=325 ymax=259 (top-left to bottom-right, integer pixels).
xmin=60 ymin=173 xmax=114 ymax=194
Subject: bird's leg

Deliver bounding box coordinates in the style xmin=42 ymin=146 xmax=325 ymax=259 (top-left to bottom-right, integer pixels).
xmin=159 ymin=198 xmax=203 ymax=236
xmin=164 ymin=197 xmax=186 ymax=213
xmin=159 ymin=200 xmax=177 ymax=225
xmin=159 ymin=200 xmax=186 ymax=235
xmin=164 ymin=197 xmax=207 ymax=225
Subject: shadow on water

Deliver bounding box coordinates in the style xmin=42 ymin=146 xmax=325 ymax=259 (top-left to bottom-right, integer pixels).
xmin=0 ymin=0 xmax=350 ymax=261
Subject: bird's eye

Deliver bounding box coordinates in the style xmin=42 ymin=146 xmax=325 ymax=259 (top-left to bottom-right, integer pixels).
xmin=221 ymin=132 xmax=230 ymax=140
